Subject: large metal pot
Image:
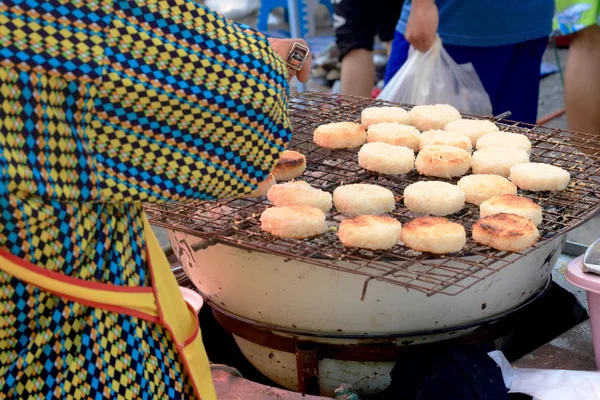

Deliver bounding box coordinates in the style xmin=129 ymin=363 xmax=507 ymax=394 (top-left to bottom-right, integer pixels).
xmin=168 ymin=230 xmax=565 ymax=394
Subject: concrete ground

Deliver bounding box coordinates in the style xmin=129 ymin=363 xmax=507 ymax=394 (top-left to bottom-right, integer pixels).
xmin=212 ymin=369 xmax=329 ymax=400
xmin=152 ymin=30 xmax=598 ymax=248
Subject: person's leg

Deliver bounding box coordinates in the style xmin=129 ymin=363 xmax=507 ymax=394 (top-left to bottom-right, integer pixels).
xmin=493 ymin=37 xmax=548 ymax=124
xmin=565 ymin=24 xmax=600 ymax=134
xmin=383 ymin=31 xmax=411 ymax=85
xmin=334 ymin=0 xmax=377 ymax=96
xmin=340 ymin=50 xmax=375 ymax=96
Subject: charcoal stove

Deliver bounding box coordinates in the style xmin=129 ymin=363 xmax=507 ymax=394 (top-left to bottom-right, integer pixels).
xmin=146 ymin=93 xmax=600 ymax=396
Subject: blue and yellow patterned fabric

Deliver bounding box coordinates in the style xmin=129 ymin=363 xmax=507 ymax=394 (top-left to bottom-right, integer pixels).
xmin=0 ymin=0 xmax=291 ymax=398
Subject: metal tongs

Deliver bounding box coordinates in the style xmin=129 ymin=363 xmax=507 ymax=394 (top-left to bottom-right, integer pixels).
xmin=583 ymin=238 xmax=600 ymax=275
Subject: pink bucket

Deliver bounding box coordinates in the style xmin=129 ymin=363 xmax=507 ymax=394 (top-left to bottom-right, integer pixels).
xmin=179 ymin=286 xmax=204 ymax=315
xmin=566 ymin=256 xmax=600 ymax=370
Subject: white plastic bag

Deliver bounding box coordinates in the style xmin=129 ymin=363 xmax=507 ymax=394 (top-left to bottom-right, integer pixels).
xmin=489 ymin=350 xmax=600 ymax=400
xmin=378 ymin=36 xmax=492 ymax=116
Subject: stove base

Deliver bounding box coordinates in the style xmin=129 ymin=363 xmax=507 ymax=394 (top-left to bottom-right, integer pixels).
xmin=210 ymin=281 xmax=552 ymax=397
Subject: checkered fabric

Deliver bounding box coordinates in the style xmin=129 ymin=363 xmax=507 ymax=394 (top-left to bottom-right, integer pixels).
xmin=0 ymin=0 xmax=291 ymax=398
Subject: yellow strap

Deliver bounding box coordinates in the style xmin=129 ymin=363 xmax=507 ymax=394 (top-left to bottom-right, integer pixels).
xmin=0 ymin=217 xmax=217 ymax=400
xmin=0 ymin=253 xmax=157 ymax=317
xmin=143 ymin=214 xmax=217 ymax=400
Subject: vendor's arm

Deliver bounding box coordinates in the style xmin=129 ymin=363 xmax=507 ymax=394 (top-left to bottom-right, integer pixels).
xmin=92 ymin=1 xmax=308 ymax=202
xmin=404 ymin=0 xmax=439 ymax=52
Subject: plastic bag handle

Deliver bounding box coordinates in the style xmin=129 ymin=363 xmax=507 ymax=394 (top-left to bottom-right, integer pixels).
xmin=409 ymin=34 xmax=442 ymax=57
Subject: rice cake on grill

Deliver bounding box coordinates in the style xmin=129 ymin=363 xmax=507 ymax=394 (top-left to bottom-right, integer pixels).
xmin=409 ymin=104 xmax=461 ymax=131
xmin=476 ymin=132 xmax=532 ymax=153
xmin=367 ymin=122 xmax=421 ymax=151
xmin=333 ymin=184 xmax=395 ymax=216
xmin=261 ymin=206 xmax=328 ymax=239
xmin=415 ymin=145 xmax=472 ymax=178
xmin=471 ymin=146 xmax=529 ymax=177
xmin=444 ymin=119 xmax=499 ymax=146
xmin=419 ymin=130 xmax=472 ymax=152
xmin=267 ymin=181 xmax=332 ymax=212
xmin=401 ymin=217 xmax=466 ymax=254
xmin=273 ymin=150 xmax=306 ymax=181
xmin=358 ymin=142 xmax=415 ymax=175
xmin=314 ymin=122 xmax=367 ymax=149
xmin=473 ymin=213 xmax=539 ymax=251
xmin=457 ymin=175 xmax=517 ymax=205
xmin=510 ymin=163 xmax=571 ymax=191
xmin=480 ymin=195 xmax=543 ymax=226
xmin=338 ymin=215 xmax=401 ymax=250
xmin=362 ymin=106 xmax=411 ymax=127
xmin=403 ymin=181 xmax=465 ymax=216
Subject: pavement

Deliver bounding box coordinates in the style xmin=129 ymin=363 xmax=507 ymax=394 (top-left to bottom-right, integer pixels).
xmin=212 ymin=369 xmax=329 ymax=400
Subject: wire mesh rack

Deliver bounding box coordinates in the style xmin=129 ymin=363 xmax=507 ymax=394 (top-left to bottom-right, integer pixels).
xmin=146 ymin=92 xmax=600 ymax=297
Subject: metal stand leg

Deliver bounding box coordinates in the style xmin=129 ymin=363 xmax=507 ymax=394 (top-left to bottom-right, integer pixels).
xmin=287 ymin=0 xmax=306 ymax=93
xmin=295 ymin=343 xmax=320 ymax=395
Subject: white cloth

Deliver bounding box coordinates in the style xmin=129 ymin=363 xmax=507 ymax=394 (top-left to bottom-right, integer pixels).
xmin=488 ymin=350 xmax=600 ymax=400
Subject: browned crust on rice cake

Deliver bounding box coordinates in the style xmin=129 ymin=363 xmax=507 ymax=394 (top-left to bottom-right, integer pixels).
xmin=473 ymin=213 xmax=539 ymax=251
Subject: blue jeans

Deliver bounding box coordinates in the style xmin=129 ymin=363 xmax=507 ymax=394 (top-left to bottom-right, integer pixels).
xmin=384 ymin=32 xmax=548 ymax=123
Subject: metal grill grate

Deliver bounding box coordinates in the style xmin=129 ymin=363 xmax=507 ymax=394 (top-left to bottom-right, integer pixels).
xmin=146 ymin=93 xmax=600 ymax=296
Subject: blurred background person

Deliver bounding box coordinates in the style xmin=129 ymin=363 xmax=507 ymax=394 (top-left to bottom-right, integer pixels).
xmin=555 ymin=1 xmax=600 ymax=135
xmin=384 ymin=0 xmax=554 ymax=123
xmin=334 ymin=0 xmax=404 ymax=97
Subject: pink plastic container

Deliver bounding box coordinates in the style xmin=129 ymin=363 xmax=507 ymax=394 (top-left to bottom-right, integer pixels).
xmin=179 ymin=286 xmax=204 ymax=315
xmin=566 ymin=256 xmax=600 ymax=370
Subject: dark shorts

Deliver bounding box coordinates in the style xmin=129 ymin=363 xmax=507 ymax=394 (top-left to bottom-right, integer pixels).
xmin=334 ymin=0 xmax=404 ymax=61
xmin=384 ymin=32 xmax=548 ymax=124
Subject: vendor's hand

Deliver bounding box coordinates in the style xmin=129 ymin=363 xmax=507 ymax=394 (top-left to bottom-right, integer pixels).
xmin=405 ymin=0 xmax=439 ymax=53
xmin=268 ymin=38 xmax=312 ymax=83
